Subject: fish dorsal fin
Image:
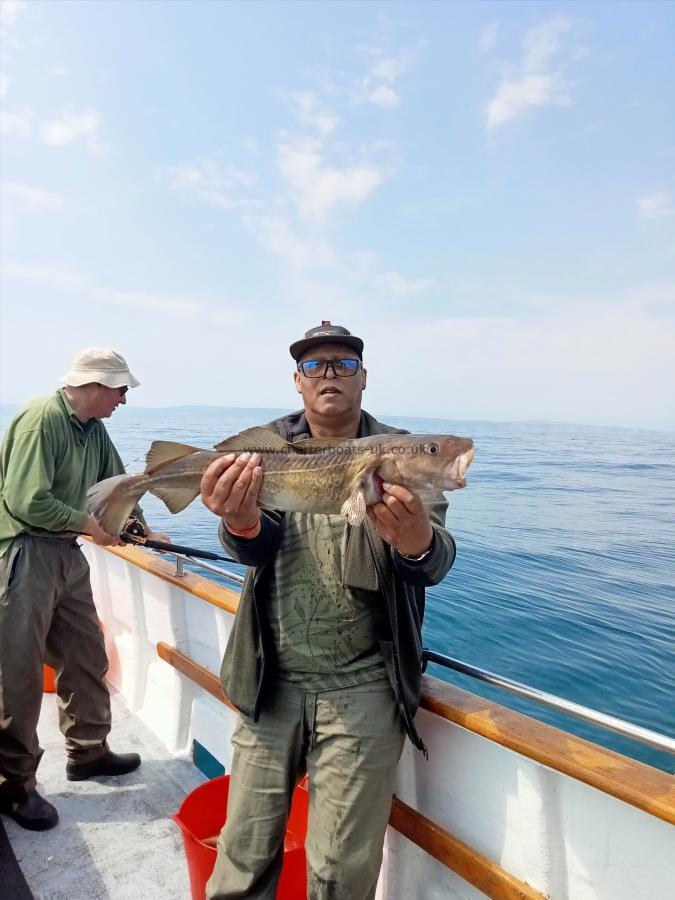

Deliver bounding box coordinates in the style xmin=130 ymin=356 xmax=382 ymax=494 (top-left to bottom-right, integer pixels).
xmin=214 ymin=426 xmax=290 ymax=453
xmin=291 ymin=437 xmax=350 ymax=453
xmin=145 ymin=441 xmax=202 ymax=475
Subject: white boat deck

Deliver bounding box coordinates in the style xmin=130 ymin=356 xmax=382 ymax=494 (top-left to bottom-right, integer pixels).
xmin=3 ymin=688 xmax=205 ymax=900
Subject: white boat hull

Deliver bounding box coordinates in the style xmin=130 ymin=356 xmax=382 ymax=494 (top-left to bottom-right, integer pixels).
xmin=83 ymin=541 xmax=675 ymax=900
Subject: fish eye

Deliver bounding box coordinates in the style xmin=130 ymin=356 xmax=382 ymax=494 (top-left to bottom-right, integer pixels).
xmin=424 ymin=442 xmax=439 ymax=455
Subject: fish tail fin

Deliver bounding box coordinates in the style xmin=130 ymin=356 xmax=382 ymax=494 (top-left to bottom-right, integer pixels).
xmin=87 ymin=473 xmax=148 ymax=536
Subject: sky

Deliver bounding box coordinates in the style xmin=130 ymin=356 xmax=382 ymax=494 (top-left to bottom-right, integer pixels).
xmin=1 ymin=0 xmax=674 ymax=430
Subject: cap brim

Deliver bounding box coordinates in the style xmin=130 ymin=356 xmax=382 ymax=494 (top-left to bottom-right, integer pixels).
xmin=290 ymin=335 xmax=363 ymax=361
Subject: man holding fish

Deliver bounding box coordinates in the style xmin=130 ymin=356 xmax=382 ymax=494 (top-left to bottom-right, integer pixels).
xmin=199 ymin=322 xmax=473 ymax=900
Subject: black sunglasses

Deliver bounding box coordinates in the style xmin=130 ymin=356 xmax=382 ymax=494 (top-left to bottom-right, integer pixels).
xmin=297 ymin=358 xmax=362 ymax=378
xmin=98 ymin=384 xmax=128 ymax=396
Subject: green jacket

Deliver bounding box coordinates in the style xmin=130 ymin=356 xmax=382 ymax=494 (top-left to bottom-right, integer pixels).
xmin=218 ymin=409 xmax=456 ymax=753
xmin=0 ymin=389 xmax=142 ymax=556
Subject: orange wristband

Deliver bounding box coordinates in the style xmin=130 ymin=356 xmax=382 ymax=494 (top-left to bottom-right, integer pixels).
xmin=226 ymin=518 xmax=261 ymax=539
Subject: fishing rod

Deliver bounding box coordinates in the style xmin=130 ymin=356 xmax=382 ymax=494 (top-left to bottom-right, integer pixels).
xmin=121 ymin=518 xmax=239 ymax=565
xmin=423 ymin=649 xmax=675 ymax=754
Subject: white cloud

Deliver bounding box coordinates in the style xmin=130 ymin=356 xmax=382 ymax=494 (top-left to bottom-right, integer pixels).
xmin=2 ymin=181 xmax=63 ymax=211
xmin=40 ymin=108 xmax=103 ymax=153
xmin=479 ymin=21 xmax=499 ymax=53
xmin=289 ymin=91 xmax=338 ymax=135
xmin=486 ymin=17 xmax=574 ymax=129
xmin=0 ymin=0 xmax=25 ymax=28
xmin=363 ymin=85 xmax=399 ymax=109
xmin=0 ymin=108 xmax=32 ymax=136
xmin=362 ymin=284 xmax=675 ymax=428
xmin=377 ymin=271 xmax=436 ymax=298
xmin=522 ymin=18 xmax=570 ymax=72
xmin=166 ymin=158 xmax=257 ymax=209
xmin=0 ymin=260 xmax=245 ymax=324
xmin=0 ymin=261 xmax=86 ymax=291
xmin=0 ymin=73 xmax=8 ymax=98
xmin=487 ymin=73 xmax=568 ymax=128
xmin=370 ymin=57 xmax=409 ymax=82
xmin=637 ymin=191 xmax=675 ymax=222
xmin=277 ymin=137 xmax=384 ymax=222
xmin=251 ymin=214 xmax=335 ymax=270
xmin=92 ymin=287 xmax=208 ymax=317
xmin=356 ymin=46 xmax=420 ymax=109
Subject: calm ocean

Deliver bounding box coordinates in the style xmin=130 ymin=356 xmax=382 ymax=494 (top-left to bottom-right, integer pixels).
xmin=2 ymin=404 xmax=674 ymax=772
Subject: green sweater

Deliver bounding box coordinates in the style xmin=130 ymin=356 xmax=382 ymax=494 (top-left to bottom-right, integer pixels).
xmin=0 ymin=389 xmax=140 ymax=556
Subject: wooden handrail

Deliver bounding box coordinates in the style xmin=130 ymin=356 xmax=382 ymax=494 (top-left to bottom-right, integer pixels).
xmin=95 ymin=540 xmax=240 ymax=614
xmin=94 ymin=545 xmax=675 ymax=827
xmin=390 ymin=797 xmax=545 ymax=900
xmin=421 ymin=678 xmax=675 ymax=827
xmin=156 ymin=642 xmax=547 ymax=899
xmin=156 ymin=642 xmax=237 ymax=712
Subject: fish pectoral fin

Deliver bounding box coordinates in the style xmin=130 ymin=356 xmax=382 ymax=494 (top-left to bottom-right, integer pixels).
xmin=149 ymin=483 xmax=201 ymax=514
xmin=145 ymin=441 xmax=202 ymax=475
xmin=340 ymin=488 xmax=367 ymax=526
xmin=214 ymin=427 xmax=289 ymax=453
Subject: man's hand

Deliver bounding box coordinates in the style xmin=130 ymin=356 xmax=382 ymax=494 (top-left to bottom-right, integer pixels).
xmin=82 ymin=514 xmax=124 ymax=547
xmin=201 ymin=452 xmax=263 ymax=533
xmin=367 ymin=483 xmax=433 ymax=558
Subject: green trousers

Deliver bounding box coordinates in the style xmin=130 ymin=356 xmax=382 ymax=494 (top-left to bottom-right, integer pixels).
xmin=206 ymin=679 xmax=405 ymax=900
xmin=0 ymin=534 xmax=111 ymax=794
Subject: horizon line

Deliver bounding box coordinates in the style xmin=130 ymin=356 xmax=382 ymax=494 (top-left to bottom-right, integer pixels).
xmin=0 ymin=401 xmax=673 ymax=437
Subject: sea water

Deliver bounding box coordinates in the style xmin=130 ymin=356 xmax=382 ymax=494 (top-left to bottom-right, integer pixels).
xmin=2 ymin=404 xmax=673 ymax=771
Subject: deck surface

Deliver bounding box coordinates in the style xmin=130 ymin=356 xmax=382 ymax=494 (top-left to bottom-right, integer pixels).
xmin=1 ymin=689 xmax=205 ymax=899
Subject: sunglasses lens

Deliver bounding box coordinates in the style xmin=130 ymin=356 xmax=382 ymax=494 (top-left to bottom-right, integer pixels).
xmin=301 ymin=361 xmax=323 ymax=377
xmin=333 ymin=359 xmax=359 ymax=375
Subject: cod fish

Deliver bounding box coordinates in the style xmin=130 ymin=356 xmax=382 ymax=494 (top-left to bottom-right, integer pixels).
xmin=87 ymin=426 xmax=475 ymax=536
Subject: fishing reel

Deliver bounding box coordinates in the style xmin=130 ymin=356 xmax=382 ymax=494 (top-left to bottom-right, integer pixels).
xmin=122 ymin=517 xmax=149 ymax=545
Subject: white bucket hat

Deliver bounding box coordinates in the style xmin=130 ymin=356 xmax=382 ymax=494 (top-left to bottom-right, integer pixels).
xmin=59 ymin=348 xmax=140 ymax=389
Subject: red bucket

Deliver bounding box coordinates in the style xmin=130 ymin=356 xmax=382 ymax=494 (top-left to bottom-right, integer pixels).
xmin=43 ymin=621 xmax=104 ymax=694
xmin=43 ymin=665 xmax=56 ymax=693
xmin=173 ymin=775 xmax=308 ymax=900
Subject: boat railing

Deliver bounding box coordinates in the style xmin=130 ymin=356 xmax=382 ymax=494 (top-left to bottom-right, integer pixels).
xmin=154 ymin=546 xmax=675 ymax=755
xmin=423 ymin=650 xmax=675 ymax=755
xmin=173 ymin=553 xmax=246 ymax=585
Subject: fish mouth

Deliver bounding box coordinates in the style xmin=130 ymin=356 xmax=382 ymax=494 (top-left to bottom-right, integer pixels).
xmin=443 ymin=445 xmax=475 ymax=489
